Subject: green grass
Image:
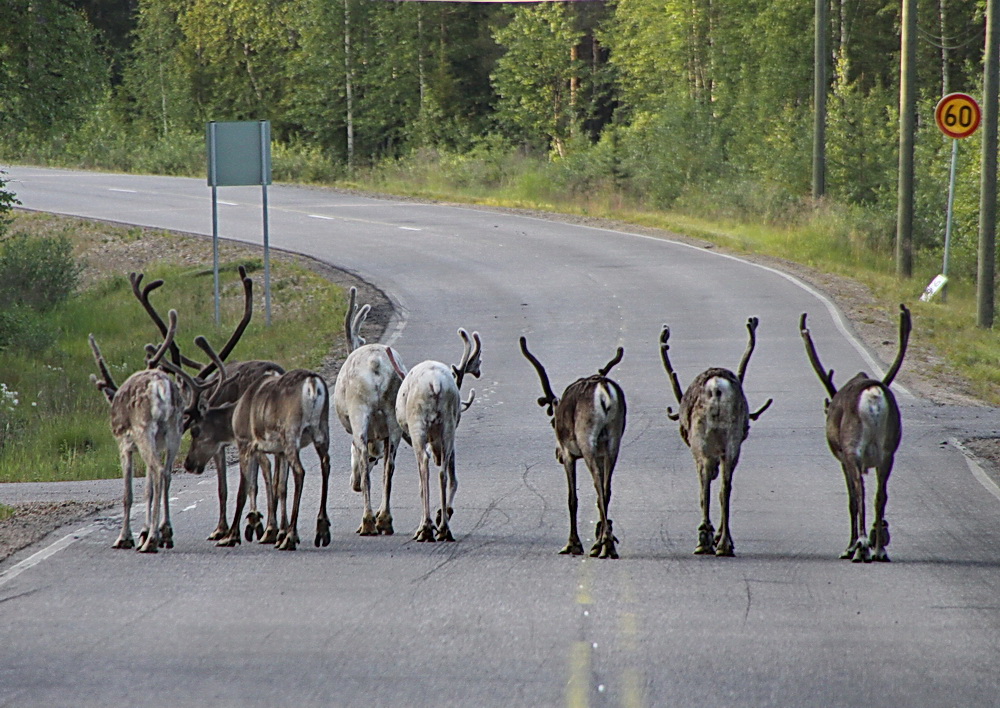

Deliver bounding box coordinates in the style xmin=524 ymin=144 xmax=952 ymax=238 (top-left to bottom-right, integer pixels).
xmin=0 ymin=224 xmax=347 ymax=483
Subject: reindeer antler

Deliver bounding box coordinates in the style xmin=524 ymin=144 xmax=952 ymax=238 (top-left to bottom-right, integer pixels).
xmin=197 ymin=266 xmax=254 ymax=378
xmin=453 ymin=329 xmax=482 ymax=390
xmin=519 ymin=336 xmax=559 ymax=417
xmin=882 ymin=304 xmax=911 ymax=388
xmin=344 ymin=286 xmax=371 ymax=353
xmin=799 ymin=313 xmax=838 ymax=399
xmin=598 ymin=347 xmax=624 ymax=377
xmin=658 ymin=326 xmax=684 ymax=421
xmin=737 ymin=316 xmax=760 ymax=383
xmin=144 ymin=309 xmax=178 ymax=370
xmin=130 ymin=272 xmax=200 ymax=369
xmin=88 ymin=334 xmax=118 ymax=402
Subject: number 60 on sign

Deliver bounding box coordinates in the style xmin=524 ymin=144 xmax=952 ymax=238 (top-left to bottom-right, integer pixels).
xmin=935 ymin=92 xmax=981 ymax=139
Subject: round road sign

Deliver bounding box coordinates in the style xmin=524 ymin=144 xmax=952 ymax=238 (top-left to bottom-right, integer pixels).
xmin=935 ymin=93 xmax=981 ymax=139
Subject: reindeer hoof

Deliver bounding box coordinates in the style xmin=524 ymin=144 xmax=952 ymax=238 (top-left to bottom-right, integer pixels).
xmin=207 ymin=523 xmax=229 ymax=541
xmin=872 ymin=548 xmax=890 ymax=562
xmin=560 ymin=541 xmax=584 ymax=555
xmin=315 ymin=519 xmax=331 ymax=547
xmin=414 ymin=524 xmax=436 ymax=542
xmin=137 ymin=536 xmax=160 ymax=553
xmin=715 ymin=545 xmax=735 ymax=557
xmin=436 ymin=526 xmax=455 ymax=542
xmin=112 ymin=536 xmax=135 ymax=550
xmin=376 ymin=513 xmax=394 ymax=535
xmin=216 ymin=532 xmax=241 ymax=548
xmin=258 ymin=526 xmax=279 ymax=545
xmin=598 ymin=541 xmax=619 ymax=559
xmin=435 ymin=507 xmax=454 ymax=526
xmin=357 ymin=516 xmax=378 ymax=536
xmin=276 ymin=534 xmax=298 ymax=551
xmin=851 ymin=545 xmax=871 ymax=563
xmin=159 ymin=526 xmax=174 ymax=549
xmin=694 ymin=544 xmax=715 ymax=555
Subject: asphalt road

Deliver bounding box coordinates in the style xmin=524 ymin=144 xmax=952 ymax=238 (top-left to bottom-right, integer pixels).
xmin=3 ymin=166 xmax=1000 ymax=707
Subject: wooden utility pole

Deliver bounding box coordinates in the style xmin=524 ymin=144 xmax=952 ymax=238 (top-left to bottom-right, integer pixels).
xmin=978 ymin=0 xmax=999 ymax=327
xmin=896 ymin=0 xmax=917 ymax=279
xmin=813 ymin=0 xmax=827 ymax=200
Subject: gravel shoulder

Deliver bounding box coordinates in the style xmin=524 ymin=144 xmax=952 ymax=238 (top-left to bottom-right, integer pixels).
xmin=2 ymin=199 xmax=997 ymax=564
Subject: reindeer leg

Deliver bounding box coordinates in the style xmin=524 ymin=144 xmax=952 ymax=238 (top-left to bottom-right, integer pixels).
xmin=244 ymin=455 xmax=266 ymax=542
xmin=314 ymin=440 xmax=332 ymax=548
xmin=695 ymin=458 xmax=717 ymax=555
xmin=870 ymin=460 xmax=892 ymax=562
xmin=277 ymin=454 xmax=305 ymax=551
xmin=207 ymin=448 xmax=229 ymax=541
xmin=159 ymin=447 xmax=175 ymax=550
xmin=217 ymin=453 xmax=249 ymax=547
xmin=353 ymin=436 xmax=378 ymax=536
xmin=590 ymin=457 xmax=618 ymax=559
xmin=714 ymin=454 xmax=737 ymax=557
xmin=138 ymin=457 xmax=162 ymax=554
xmin=561 ymin=456 xmax=584 ymax=555
xmin=851 ymin=470 xmax=872 ymax=563
xmin=113 ymin=447 xmax=136 ymax=550
xmin=436 ymin=451 xmax=456 ymax=542
xmin=839 ymin=464 xmax=860 ymax=559
xmin=375 ymin=436 xmax=397 ymax=535
xmin=413 ymin=439 xmax=435 ymax=542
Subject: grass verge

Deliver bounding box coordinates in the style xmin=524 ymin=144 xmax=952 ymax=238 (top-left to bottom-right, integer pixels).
xmin=0 ymin=213 xmax=347 ymax=483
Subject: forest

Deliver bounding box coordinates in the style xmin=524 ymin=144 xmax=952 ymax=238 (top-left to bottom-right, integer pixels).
xmin=0 ymin=0 xmax=992 ymax=280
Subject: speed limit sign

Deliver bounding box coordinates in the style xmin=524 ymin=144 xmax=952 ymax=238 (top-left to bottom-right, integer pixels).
xmin=935 ymin=93 xmax=981 ymax=139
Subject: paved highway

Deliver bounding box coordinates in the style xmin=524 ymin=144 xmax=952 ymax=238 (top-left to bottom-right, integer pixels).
xmin=2 ymin=166 xmax=1000 ymax=707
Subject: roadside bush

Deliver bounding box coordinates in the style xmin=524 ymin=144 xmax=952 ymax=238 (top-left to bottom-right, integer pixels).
xmin=0 ymin=234 xmax=81 ymax=312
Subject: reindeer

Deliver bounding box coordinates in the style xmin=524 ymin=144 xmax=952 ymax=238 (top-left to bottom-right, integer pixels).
xmin=520 ymin=337 xmax=626 ymax=559
xmin=333 ymin=287 xmax=407 ymax=535
xmin=800 ymin=304 xmax=911 ymax=563
xmin=395 ymin=329 xmax=481 ymax=542
xmin=196 ymin=338 xmax=333 ymax=550
xmin=89 ymin=310 xmax=184 ymax=553
xmin=659 ymin=318 xmax=772 ymax=557
xmin=129 ymin=269 xmax=284 ymax=541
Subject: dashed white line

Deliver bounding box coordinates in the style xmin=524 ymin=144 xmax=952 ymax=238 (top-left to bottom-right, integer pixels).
xmin=309 ymin=214 xmax=335 ymax=220
xmin=108 ymin=188 xmax=137 ymax=194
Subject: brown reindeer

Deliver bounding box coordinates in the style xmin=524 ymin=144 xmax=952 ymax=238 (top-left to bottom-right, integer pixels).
xmin=659 ymin=318 xmax=772 ymax=556
xmin=89 ymin=310 xmax=184 ymax=553
xmin=800 ymin=304 xmax=911 ymax=563
xmin=128 ymin=269 xmax=283 ymax=541
xmin=520 ymin=337 xmax=626 ymax=559
xmin=197 ymin=338 xmax=332 ymax=551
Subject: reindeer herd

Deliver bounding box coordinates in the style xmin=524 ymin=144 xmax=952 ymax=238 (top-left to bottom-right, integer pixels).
xmin=88 ymin=267 xmax=912 ymax=564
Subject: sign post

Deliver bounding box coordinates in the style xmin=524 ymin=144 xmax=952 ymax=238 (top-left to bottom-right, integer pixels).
xmin=206 ymin=120 xmax=272 ymax=324
xmin=922 ymin=93 xmax=981 ymax=302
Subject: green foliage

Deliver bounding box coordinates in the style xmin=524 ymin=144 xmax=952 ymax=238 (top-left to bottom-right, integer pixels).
xmin=0 ymin=238 xmax=347 ymax=483
xmin=0 ymin=234 xmax=81 ymax=313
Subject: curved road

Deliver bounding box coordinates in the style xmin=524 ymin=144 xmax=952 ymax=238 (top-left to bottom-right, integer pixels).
xmin=3 ymin=166 xmax=1000 ymax=707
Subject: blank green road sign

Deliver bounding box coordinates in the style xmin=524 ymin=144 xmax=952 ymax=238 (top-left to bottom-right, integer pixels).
xmin=206 ymin=121 xmax=271 ymax=186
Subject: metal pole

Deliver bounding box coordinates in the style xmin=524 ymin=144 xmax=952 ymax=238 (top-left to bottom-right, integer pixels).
xmin=979 ymin=0 xmax=999 ymax=328
xmin=942 ymin=138 xmax=958 ymax=302
xmin=812 ymin=0 xmax=827 ymax=200
xmin=209 ymin=121 xmax=220 ymax=325
xmin=260 ymin=121 xmax=271 ymax=326
xmin=896 ymin=0 xmax=917 ymax=279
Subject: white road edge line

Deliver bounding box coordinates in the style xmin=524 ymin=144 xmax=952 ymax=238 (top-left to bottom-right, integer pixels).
xmin=107 ymin=188 xmax=137 ymax=194
xmin=951 ymin=438 xmax=1000 ymax=504
xmin=309 ymin=214 xmax=335 ymax=220
xmin=0 ymin=523 xmax=97 ymax=588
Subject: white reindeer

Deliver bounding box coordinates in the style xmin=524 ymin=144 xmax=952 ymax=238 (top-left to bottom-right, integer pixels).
xmin=800 ymin=304 xmax=910 ymax=563
xmin=659 ymin=318 xmax=772 ymax=556
xmin=520 ymin=337 xmax=627 ymax=559
xmin=395 ymin=329 xmax=481 ymax=542
xmin=334 ymin=287 xmax=408 ymax=535
xmin=89 ymin=310 xmax=184 ymax=553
